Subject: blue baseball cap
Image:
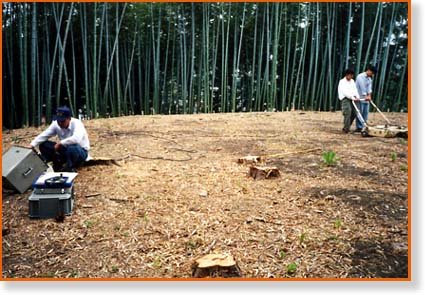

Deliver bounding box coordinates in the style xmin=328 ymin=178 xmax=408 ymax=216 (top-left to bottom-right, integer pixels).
xmin=53 ymin=106 xmax=72 ymax=121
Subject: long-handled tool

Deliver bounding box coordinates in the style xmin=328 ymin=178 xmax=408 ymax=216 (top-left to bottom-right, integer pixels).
xmin=369 ymin=100 xmax=391 ymax=126
xmin=351 ymin=100 xmax=408 ymax=138
xmin=351 ymin=100 xmax=369 ymax=137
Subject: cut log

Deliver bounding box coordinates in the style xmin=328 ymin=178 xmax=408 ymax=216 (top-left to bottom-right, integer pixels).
xmin=237 ymin=155 xmax=262 ymax=165
xmin=249 ymin=166 xmax=280 ymax=180
xmin=192 ymin=253 xmax=242 ymax=278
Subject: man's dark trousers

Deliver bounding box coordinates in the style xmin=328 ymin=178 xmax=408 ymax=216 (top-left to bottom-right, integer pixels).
xmin=341 ymin=98 xmax=357 ymax=132
xmin=39 ymin=141 xmax=87 ymax=171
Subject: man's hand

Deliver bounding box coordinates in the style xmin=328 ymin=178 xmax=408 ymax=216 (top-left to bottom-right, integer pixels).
xmin=28 ymin=144 xmax=35 ymax=150
xmin=354 ymin=97 xmax=361 ymax=102
xmin=365 ymin=95 xmax=372 ymax=101
xmin=54 ymin=143 xmax=63 ymax=152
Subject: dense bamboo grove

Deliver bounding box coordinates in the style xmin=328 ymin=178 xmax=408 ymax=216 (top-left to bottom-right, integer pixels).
xmin=2 ymin=2 xmax=408 ymax=129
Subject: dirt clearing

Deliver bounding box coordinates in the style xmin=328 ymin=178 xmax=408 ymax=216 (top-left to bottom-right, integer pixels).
xmin=2 ymin=111 xmax=408 ymax=279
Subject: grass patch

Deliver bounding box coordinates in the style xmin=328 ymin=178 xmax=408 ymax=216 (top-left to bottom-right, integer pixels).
xmin=83 ymin=220 xmax=96 ymax=228
xmin=334 ymin=219 xmax=342 ymax=229
xmin=322 ymin=151 xmax=340 ymax=166
xmin=287 ymin=263 xmax=297 ymax=274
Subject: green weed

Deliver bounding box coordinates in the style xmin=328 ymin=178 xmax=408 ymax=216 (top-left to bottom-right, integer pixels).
xmin=287 ymin=263 xmax=297 ymax=274
xmin=322 ymin=151 xmax=340 ymax=166
xmin=399 ymin=138 xmax=407 ymax=145
xmin=153 ymin=256 xmax=162 ymax=268
xmin=84 ymin=220 xmax=95 ymax=228
xmin=299 ymin=232 xmax=307 ymax=244
xmin=186 ymin=241 xmax=197 ymax=249
xmin=186 ymin=238 xmax=203 ymax=250
xmin=334 ymin=219 xmax=342 ymax=229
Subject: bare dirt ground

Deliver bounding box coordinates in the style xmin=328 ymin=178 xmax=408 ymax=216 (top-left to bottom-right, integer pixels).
xmin=2 ymin=111 xmax=409 ymax=279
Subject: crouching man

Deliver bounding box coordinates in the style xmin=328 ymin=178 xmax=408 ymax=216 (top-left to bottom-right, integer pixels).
xmin=29 ymin=106 xmax=90 ymax=172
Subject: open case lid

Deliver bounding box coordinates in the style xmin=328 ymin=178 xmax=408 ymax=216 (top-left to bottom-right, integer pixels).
xmin=32 ymin=172 xmax=78 ymax=188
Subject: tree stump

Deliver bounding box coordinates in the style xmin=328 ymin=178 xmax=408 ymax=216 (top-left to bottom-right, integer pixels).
xmin=237 ymin=155 xmax=262 ymax=165
xmin=192 ymin=254 xmax=242 ymax=278
xmin=249 ymin=166 xmax=280 ymax=180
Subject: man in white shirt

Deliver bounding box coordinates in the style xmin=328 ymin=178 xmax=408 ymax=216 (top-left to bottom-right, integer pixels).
xmin=338 ymin=69 xmax=361 ymax=133
xmin=29 ymin=106 xmax=90 ymax=172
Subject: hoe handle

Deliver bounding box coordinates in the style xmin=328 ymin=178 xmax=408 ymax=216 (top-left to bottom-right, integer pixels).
xmin=351 ymin=100 xmax=367 ymax=127
xmin=370 ymin=100 xmax=391 ymax=125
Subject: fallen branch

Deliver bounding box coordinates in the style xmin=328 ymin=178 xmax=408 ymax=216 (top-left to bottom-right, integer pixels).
xmin=167 ymin=147 xmax=198 ymax=154
xmin=131 ymin=153 xmax=192 ymax=162
xmin=203 ymin=239 xmax=217 ymax=254
xmin=108 ymin=198 xmax=132 ymax=203
xmin=84 ymin=193 xmax=101 ymax=199
xmin=85 ymin=157 xmax=122 ymax=167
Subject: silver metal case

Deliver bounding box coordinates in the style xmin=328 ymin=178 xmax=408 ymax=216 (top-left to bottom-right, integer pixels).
xmin=2 ymin=146 xmax=49 ymax=193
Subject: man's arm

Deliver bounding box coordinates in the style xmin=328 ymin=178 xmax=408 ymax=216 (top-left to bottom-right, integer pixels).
xmin=352 ymin=82 xmax=361 ymax=101
xmin=337 ymin=81 xmax=345 ymax=100
xmin=30 ymin=122 xmax=58 ymax=148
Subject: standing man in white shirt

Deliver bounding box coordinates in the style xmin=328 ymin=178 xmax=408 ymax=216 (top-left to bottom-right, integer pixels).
xmin=29 ymin=106 xmax=90 ymax=172
xmin=338 ymin=69 xmax=361 ymax=133
xmin=355 ymin=65 xmax=377 ymax=131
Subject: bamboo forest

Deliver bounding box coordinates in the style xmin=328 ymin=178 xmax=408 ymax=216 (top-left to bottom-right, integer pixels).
xmin=2 ymin=1 xmax=408 ymax=129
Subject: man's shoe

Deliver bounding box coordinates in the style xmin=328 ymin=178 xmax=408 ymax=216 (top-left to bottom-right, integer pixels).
xmin=354 ymin=128 xmax=362 ymax=133
xmin=342 ymin=128 xmax=349 ymax=133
